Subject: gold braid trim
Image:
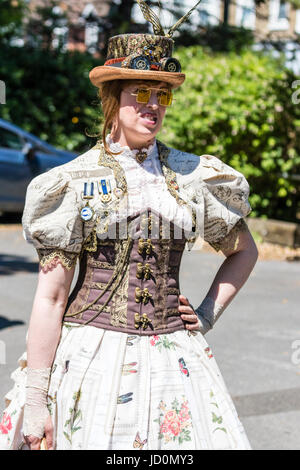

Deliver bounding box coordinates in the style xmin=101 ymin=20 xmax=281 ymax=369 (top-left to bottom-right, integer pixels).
xmin=37 ymin=249 xmax=78 ymax=271
xmin=64 ymin=237 xmax=134 ymax=324
xmin=157 ymin=140 xmax=196 ymax=243
xmin=157 ymin=141 xmax=187 ymax=207
xmin=208 ymin=218 xmax=249 ymax=253
xmin=97 ymin=144 xmax=128 ymax=195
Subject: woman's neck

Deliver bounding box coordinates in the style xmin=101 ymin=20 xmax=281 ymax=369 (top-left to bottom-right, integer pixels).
xmin=111 ymin=131 xmax=155 ymax=151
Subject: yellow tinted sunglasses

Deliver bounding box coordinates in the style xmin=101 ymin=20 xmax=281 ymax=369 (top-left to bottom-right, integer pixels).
xmin=129 ymin=88 xmax=174 ymax=107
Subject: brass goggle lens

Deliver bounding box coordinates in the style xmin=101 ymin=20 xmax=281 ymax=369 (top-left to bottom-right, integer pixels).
xmin=131 ymin=88 xmax=173 ymax=107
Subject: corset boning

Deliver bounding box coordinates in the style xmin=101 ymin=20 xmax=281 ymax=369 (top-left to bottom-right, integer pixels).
xmin=63 ymin=209 xmax=191 ymax=335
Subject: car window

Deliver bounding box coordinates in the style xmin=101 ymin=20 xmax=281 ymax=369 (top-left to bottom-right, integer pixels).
xmin=0 ymin=127 xmax=24 ymax=150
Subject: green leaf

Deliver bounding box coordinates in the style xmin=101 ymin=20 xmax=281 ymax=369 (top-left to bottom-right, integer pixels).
xmin=63 ymin=431 xmax=71 ymax=443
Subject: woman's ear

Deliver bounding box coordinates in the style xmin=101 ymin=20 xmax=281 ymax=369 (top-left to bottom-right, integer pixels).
xmin=110 ymin=118 xmax=118 ymax=138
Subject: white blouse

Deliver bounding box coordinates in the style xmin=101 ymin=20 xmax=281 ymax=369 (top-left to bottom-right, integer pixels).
xmin=106 ymin=134 xmax=193 ymax=232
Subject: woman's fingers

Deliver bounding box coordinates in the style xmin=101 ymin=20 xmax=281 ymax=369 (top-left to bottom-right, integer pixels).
xmin=178 ymin=294 xmax=189 ymax=305
xmin=178 ymin=295 xmax=200 ymax=330
xmin=180 ymin=313 xmax=198 ymax=323
xmin=44 ymin=416 xmax=54 ymax=450
xmin=25 ymin=435 xmax=42 ymax=450
xmin=178 ymin=305 xmax=194 ymax=314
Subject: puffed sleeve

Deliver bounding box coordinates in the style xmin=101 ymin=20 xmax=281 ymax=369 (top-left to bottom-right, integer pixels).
xmin=22 ymin=167 xmax=85 ymax=270
xmin=199 ymin=154 xmax=252 ymax=252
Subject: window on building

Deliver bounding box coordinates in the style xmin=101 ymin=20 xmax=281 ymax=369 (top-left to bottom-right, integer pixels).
xmin=81 ymin=4 xmax=99 ymax=54
xmin=51 ymin=6 xmax=68 ymax=50
xmin=235 ymin=0 xmax=256 ymax=30
xmin=269 ymin=0 xmax=289 ymax=31
xmin=52 ymin=26 xmax=68 ymax=50
xmin=85 ymin=22 xmax=99 ymax=54
xmin=278 ymin=0 xmax=288 ymax=19
xmin=132 ymin=0 xmax=221 ymax=30
xmin=295 ymin=9 xmax=300 ymax=34
xmin=198 ymin=0 xmax=220 ymax=26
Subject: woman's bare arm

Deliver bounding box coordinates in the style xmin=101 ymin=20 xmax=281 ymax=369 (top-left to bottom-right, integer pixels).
xmin=203 ymin=221 xmax=258 ymax=308
xmin=179 ymin=222 xmax=259 ymax=330
xmin=27 ymin=262 xmax=75 ymax=368
xmin=24 ymin=261 xmax=75 ymax=450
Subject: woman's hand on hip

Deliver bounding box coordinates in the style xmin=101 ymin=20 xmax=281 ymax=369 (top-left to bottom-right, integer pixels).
xmin=178 ymin=295 xmax=200 ymax=331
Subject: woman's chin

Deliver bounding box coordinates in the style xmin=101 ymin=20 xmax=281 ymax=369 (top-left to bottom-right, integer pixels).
xmin=137 ymin=123 xmax=160 ymax=138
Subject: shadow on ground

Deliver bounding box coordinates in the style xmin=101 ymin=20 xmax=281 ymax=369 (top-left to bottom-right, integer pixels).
xmin=0 ymin=213 xmax=22 ymax=225
xmin=0 ymin=316 xmax=25 ymax=330
xmin=0 ymin=254 xmax=38 ymax=275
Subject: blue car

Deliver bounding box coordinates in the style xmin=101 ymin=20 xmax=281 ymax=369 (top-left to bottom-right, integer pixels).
xmin=0 ymin=118 xmax=76 ymax=213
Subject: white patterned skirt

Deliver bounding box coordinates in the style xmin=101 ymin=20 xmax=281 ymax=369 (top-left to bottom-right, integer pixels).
xmin=0 ymin=324 xmax=251 ymax=450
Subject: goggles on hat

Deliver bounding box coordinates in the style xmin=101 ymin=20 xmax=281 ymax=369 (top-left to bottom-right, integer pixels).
xmin=128 ymin=87 xmax=173 ymax=107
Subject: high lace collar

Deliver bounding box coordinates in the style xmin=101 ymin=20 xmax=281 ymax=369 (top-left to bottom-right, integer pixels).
xmin=106 ymin=134 xmax=157 ymax=162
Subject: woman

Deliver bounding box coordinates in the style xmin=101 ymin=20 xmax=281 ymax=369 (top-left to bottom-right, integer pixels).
xmin=0 ymin=18 xmax=258 ymax=451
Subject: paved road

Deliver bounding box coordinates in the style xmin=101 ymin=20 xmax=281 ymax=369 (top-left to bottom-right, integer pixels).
xmin=0 ymin=225 xmax=299 ymax=450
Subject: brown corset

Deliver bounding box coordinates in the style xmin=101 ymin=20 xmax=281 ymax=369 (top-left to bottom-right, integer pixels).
xmin=63 ymin=209 xmax=191 ymax=335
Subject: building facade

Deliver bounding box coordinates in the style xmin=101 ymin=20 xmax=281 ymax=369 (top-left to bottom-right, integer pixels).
xmin=26 ymin=0 xmax=300 ymax=71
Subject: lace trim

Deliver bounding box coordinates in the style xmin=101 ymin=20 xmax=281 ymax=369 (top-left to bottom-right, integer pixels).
xmin=37 ymin=249 xmax=78 ymax=270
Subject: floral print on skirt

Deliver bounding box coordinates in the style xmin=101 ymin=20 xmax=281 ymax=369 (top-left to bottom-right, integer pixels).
xmin=0 ymin=324 xmax=251 ymax=450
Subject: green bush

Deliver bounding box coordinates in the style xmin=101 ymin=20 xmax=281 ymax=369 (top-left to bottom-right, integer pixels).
xmin=0 ymin=45 xmax=103 ymax=152
xmin=159 ymin=46 xmax=300 ymax=222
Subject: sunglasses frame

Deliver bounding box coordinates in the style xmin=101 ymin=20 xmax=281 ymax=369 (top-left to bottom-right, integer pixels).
xmin=125 ymin=87 xmax=174 ymax=107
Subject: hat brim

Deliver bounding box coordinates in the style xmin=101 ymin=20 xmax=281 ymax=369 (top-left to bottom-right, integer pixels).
xmin=89 ymin=66 xmax=185 ymax=89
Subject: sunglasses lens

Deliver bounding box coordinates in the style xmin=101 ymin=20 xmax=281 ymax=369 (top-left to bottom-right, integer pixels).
xmin=137 ymin=89 xmax=151 ymax=103
xmin=158 ymin=91 xmax=173 ymax=106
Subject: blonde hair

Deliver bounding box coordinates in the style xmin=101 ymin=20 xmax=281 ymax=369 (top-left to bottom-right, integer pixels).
xmin=98 ymin=79 xmax=172 ymax=155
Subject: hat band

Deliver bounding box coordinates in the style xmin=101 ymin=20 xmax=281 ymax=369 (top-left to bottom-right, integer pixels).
xmin=105 ymin=57 xmax=126 ymax=66
xmin=105 ymin=57 xmax=161 ymax=71
xmin=104 ymin=54 xmax=181 ymax=73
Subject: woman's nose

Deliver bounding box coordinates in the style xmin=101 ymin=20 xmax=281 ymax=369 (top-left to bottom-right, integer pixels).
xmin=147 ymin=91 xmax=159 ymax=108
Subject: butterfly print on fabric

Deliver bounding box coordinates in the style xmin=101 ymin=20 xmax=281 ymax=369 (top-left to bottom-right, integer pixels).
xmin=117 ymin=392 xmax=133 ymax=404
xmin=178 ymin=357 xmax=189 ymax=377
xmin=133 ymin=431 xmax=147 ymax=449
xmin=122 ymin=362 xmax=138 ymax=375
xmin=126 ymin=336 xmax=137 ymax=346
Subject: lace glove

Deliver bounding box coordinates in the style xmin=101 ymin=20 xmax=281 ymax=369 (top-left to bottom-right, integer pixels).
xmin=23 ymin=367 xmax=51 ymax=439
xmin=195 ymin=297 xmax=225 ymax=335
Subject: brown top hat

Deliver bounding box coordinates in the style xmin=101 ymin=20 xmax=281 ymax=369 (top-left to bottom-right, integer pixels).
xmin=89 ymin=0 xmax=202 ymax=89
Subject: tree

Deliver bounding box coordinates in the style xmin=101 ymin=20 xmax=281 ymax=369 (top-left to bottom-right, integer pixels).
xmin=0 ymin=0 xmax=27 ymax=44
xmin=25 ymin=0 xmax=68 ymax=50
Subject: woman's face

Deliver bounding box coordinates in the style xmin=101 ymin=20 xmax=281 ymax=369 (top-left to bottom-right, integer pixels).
xmin=112 ymin=81 xmax=170 ymax=148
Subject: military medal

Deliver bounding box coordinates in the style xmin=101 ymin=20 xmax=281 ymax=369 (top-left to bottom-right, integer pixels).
xmin=98 ymin=178 xmax=112 ymax=203
xmin=80 ymin=182 xmax=95 ymax=221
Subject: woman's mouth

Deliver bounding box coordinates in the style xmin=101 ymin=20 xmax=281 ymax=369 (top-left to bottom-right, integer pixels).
xmin=140 ymin=113 xmax=158 ymax=125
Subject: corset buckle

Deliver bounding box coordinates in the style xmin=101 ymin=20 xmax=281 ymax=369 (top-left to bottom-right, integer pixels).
xmin=136 ymin=262 xmax=153 ymax=280
xmin=135 ymin=287 xmax=153 ymax=304
xmin=134 ymin=313 xmax=152 ymax=330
